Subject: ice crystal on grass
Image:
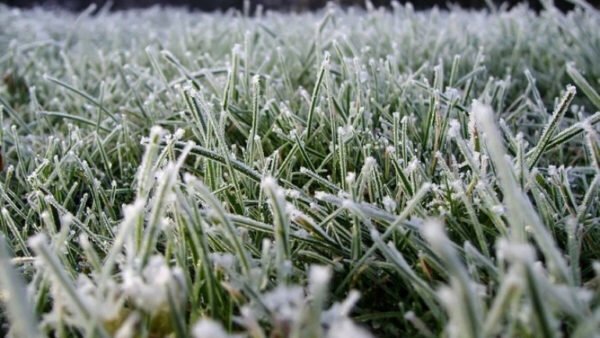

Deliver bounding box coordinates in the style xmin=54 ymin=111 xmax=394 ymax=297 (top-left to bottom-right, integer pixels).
xmin=122 ymin=255 xmax=186 ymax=314
xmin=192 ymin=319 xmax=231 ymax=338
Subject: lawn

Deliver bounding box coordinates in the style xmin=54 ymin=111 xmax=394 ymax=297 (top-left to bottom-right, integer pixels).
xmin=0 ymin=1 xmax=599 ymax=337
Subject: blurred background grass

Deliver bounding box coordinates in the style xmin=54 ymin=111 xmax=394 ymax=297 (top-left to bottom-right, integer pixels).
xmin=0 ymin=0 xmax=587 ymax=12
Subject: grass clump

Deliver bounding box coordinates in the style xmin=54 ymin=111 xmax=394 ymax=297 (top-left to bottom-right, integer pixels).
xmin=0 ymin=1 xmax=600 ymax=337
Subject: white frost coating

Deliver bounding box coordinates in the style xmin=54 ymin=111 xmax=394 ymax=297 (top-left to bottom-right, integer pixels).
xmin=231 ymin=43 xmax=242 ymax=55
xmin=421 ymin=219 xmax=447 ymax=248
xmin=174 ymin=128 xmax=185 ymax=139
xmin=262 ymin=286 xmax=304 ymax=321
xmin=60 ymin=213 xmax=74 ymax=227
xmin=447 ymin=119 xmax=461 ymax=138
xmin=382 ymin=196 xmax=397 ymax=212
xmin=314 ymin=191 xmax=328 ymax=200
xmin=327 ymin=319 xmax=373 ymax=338
xmin=192 ymin=318 xmax=230 ymax=338
xmin=210 ymin=253 xmax=235 ymax=269
xmin=149 ymin=125 xmax=165 ymax=137
xmin=342 ymin=199 xmax=357 ymax=211
xmin=285 ymin=189 xmax=301 ymax=199
xmin=122 ymin=255 xmax=186 ymax=314
xmin=79 ymin=234 xmax=91 ymax=250
xmin=261 ymin=176 xmax=278 ymax=191
xmin=27 ymin=233 xmax=47 ymax=249
xmin=369 ymin=228 xmax=381 ymax=241
xmin=472 ymin=100 xmax=495 ymax=128
xmin=310 ymin=265 xmax=332 ymax=287
xmin=345 ymin=172 xmax=356 ymax=184
xmin=364 ymin=156 xmax=376 ymax=168
xmin=496 ymin=239 xmax=536 ymax=263
xmin=251 ymin=74 xmax=261 ymax=85
xmin=337 ymin=124 xmax=354 ymax=137
xmin=75 ymin=275 xmax=123 ymax=322
xmin=406 ymin=158 xmax=419 ymax=174
xmin=359 ymin=71 xmax=369 ymax=83
xmin=338 ymin=289 xmax=361 ymax=317
xmin=437 ymin=286 xmax=455 ymax=307
xmin=294 ymin=228 xmax=309 ymax=238
xmin=3 ymin=6 xmax=597 ymax=337
xmin=322 ymin=52 xmax=331 ymax=68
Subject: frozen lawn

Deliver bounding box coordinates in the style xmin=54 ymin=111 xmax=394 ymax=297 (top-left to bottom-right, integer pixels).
xmin=0 ymin=2 xmax=599 ymax=337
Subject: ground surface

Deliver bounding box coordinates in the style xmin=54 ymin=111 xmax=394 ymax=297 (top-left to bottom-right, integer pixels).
xmin=0 ymin=2 xmax=599 ymax=337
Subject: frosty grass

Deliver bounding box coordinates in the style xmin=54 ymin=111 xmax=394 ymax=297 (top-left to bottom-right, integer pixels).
xmin=0 ymin=1 xmax=600 ymax=337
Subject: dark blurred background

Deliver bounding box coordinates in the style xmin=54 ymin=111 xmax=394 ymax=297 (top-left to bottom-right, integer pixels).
xmin=0 ymin=0 xmax=595 ymax=12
